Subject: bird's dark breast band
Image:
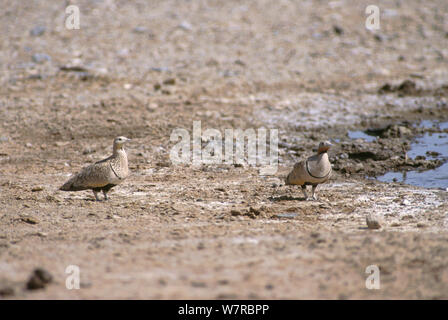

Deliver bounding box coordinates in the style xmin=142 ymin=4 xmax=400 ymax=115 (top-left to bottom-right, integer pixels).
xmin=305 ymin=160 xmax=331 ymax=179
xmin=110 ymin=163 xmax=123 ymax=180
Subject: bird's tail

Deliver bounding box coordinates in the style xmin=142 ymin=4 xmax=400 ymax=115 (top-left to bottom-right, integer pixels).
xmin=59 ymin=179 xmax=73 ymax=191
xmin=285 ymin=173 xmax=291 ymax=185
xmin=59 ymin=176 xmax=85 ymax=191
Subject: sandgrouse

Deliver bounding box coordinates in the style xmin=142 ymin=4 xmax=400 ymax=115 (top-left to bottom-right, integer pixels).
xmin=285 ymin=141 xmax=332 ymax=200
xmin=60 ymin=136 xmax=131 ymax=201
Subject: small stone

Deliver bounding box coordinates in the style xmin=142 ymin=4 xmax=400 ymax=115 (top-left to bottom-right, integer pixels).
xmin=82 ymin=147 xmax=95 ymax=155
xmin=147 ymin=103 xmax=158 ymax=110
xmin=354 ymin=163 xmax=364 ymax=172
xmin=30 ymin=26 xmax=46 ymax=36
xmin=132 ymin=26 xmax=147 ymax=34
xmin=366 ymin=213 xmax=381 ymax=229
xmin=191 ymin=281 xmax=206 ymax=288
xmin=398 ymin=126 xmax=412 ymax=137
xmin=117 ymin=48 xmax=129 ymax=58
xmin=401 ymin=199 xmax=411 ymax=206
xmin=26 ymin=268 xmax=53 ymax=290
xmin=0 ymin=285 xmax=15 ymax=297
xmin=333 ymin=25 xmax=344 ymax=35
xmin=163 ymin=78 xmax=176 ymax=85
xmin=32 ymin=53 xmax=51 ymax=64
xmin=21 ymin=216 xmax=39 ymax=224
xmin=178 ymin=21 xmax=192 ymax=31
xmin=249 ymin=206 xmax=261 ymax=215
xmin=417 ymin=223 xmax=427 ymax=228
xmin=374 ymin=34 xmax=384 ymax=42
xmin=426 ymin=151 xmax=440 ymax=157
xmin=31 ymin=186 xmax=44 ymax=192
xmin=230 ymin=210 xmax=241 ymax=216
xmin=35 ymin=232 xmax=48 ymax=237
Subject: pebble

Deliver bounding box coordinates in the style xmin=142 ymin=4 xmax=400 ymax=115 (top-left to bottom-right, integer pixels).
xmin=416 ymin=223 xmax=427 ymax=228
xmin=0 ymin=283 xmax=15 ymax=297
xmin=333 ymin=25 xmax=344 ymax=35
xmin=132 ymin=26 xmax=147 ymax=33
xmin=401 ymin=199 xmax=411 ymax=206
xmin=82 ymin=147 xmax=95 ymax=155
xmin=366 ymin=213 xmax=382 ymax=229
xmin=354 ymin=163 xmax=364 ymax=172
xmin=35 ymin=232 xmax=48 ymax=237
xmin=163 ymin=78 xmax=176 ymax=85
xmin=398 ymin=126 xmax=412 ymax=136
xmin=178 ymin=21 xmax=192 ymax=31
xmin=230 ymin=210 xmax=241 ymax=216
xmin=21 ymin=216 xmax=39 ymax=224
xmin=30 ymin=26 xmax=46 ymax=36
xmin=26 ymin=268 xmax=53 ymax=290
xmin=31 ymin=53 xmax=51 ymax=64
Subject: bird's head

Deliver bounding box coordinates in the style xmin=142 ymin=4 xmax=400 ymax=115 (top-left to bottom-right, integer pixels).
xmin=113 ymin=136 xmax=131 ymax=149
xmin=317 ymin=141 xmax=332 ymax=154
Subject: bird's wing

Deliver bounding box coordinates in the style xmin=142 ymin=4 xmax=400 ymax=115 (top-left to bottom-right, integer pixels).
xmin=63 ymin=161 xmax=112 ymax=190
xmin=285 ymin=160 xmax=307 ymax=185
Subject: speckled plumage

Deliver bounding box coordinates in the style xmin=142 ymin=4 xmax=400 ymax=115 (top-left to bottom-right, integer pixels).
xmin=285 ymin=141 xmax=332 ymax=200
xmin=60 ymin=136 xmax=130 ymax=201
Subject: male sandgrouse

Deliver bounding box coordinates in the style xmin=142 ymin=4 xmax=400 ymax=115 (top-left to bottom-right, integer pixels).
xmin=285 ymin=141 xmax=332 ymax=200
xmin=60 ymin=136 xmax=131 ymax=201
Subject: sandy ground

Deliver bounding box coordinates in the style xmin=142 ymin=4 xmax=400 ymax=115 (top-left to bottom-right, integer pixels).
xmin=1 ymin=0 xmax=448 ymax=299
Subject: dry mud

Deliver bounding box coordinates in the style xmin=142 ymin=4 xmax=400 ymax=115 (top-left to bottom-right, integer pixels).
xmin=1 ymin=0 xmax=448 ymax=299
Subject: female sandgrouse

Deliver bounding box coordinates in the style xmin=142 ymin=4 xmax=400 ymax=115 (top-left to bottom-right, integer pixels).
xmin=60 ymin=136 xmax=131 ymax=201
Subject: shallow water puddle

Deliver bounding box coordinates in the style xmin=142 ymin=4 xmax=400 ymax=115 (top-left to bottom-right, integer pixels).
xmin=347 ymin=130 xmax=377 ymax=142
xmin=377 ymin=121 xmax=448 ymax=189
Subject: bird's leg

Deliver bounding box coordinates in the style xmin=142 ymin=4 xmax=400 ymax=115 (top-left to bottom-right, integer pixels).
xmin=103 ymin=190 xmax=109 ymax=201
xmin=301 ymin=185 xmax=308 ymax=200
xmin=311 ymin=185 xmax=318 ymax=200
xmin=93 ymin=190 xmax=101 ymax=201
